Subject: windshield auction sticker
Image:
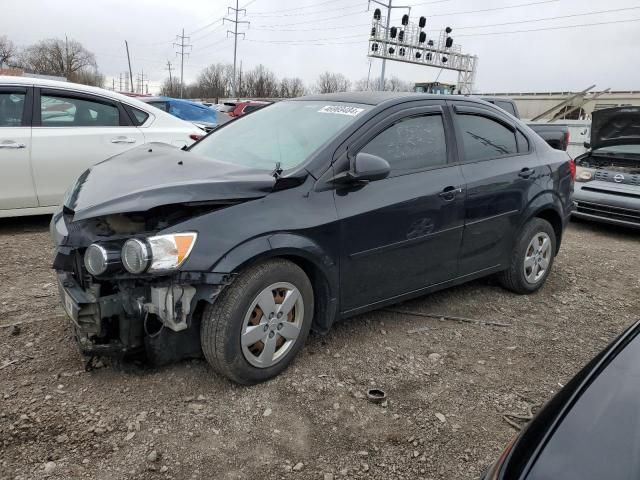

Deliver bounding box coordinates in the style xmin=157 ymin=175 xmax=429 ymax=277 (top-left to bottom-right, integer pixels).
xmin=318 ymin=105 xmax=365 ymax=116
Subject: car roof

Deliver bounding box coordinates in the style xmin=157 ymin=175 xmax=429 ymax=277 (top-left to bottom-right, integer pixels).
xmin=142 ymin=96 xmax=209 ymax=108
xmin=0 ymin=75 xmax=143 ymax=104
xmin=291 ymin=91 xmax=488 ymax=107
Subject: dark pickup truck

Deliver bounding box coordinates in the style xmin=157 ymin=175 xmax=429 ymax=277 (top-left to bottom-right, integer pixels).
xmin=480 ymin=97 xmax=571 ymax=151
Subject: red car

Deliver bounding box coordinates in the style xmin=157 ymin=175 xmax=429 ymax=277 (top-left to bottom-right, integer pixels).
xmin=229 ymin=101 xmax=271 ymax=117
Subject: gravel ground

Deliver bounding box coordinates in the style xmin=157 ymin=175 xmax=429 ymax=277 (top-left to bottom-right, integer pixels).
xmin=1 ymin=216 xmax=638 ymax=480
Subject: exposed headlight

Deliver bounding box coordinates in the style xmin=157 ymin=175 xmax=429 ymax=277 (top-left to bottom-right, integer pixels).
xmin=576 ymin=166 xmax=595 ymax=182
xmin=84 ymin=244 xmax=108 ymax=276
xmin=121 ymin=233 xmax=197 ymax=274
xmin=84 ymin=244 xmax=120 ymax=276
xmin=122 ymin=239 xmax=151 ymax=274
xmin=147 ymin=233 xmax=198 ymax=272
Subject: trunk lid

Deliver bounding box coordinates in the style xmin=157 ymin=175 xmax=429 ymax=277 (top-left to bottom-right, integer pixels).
xmin=66 ymin=142 xmax=276 ymax=221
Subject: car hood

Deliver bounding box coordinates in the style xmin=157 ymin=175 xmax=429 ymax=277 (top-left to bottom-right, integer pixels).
xmin=591 ymin=106 xmax=640 ymax=150
xmin=66 ymin=142 xmax=276 ymax=221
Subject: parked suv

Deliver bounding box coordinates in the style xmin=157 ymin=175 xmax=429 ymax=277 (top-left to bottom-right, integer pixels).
xmin=51 ymin=93 xmax=574 ymax=384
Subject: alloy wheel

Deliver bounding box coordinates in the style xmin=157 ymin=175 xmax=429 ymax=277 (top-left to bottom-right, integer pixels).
xmin=524 ymin=232 xmax=551 ymax=284
xmin=240 ymin=282 xmax=304 ymax=368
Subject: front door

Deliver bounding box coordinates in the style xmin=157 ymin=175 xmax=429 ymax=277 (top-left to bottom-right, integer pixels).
xmin=335 ymin=105 xmax=466 ymax=313
xmin=31 ymin=88 xmax=145 ymax=207
xmin=0 ymin=86 xmax=37 ymax=211
xmin=449 ymin=101 xmax=540 ymax=275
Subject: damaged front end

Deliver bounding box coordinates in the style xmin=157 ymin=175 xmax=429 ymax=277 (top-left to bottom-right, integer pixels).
xmin=52 ymin=204 xmax=233 ymax=365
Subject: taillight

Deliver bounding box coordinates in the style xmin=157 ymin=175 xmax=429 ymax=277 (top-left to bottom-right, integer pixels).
xmin=189 ymin=134 xmax=203 ymax=141
xmin=568 ymin=158 xmax=576 ymax=181
xmin=563 ymin=130 xmax=570 ymax=150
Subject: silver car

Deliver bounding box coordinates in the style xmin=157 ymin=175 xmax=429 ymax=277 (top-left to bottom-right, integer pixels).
xmin=573 ymin=106 xmax=640 ymax=229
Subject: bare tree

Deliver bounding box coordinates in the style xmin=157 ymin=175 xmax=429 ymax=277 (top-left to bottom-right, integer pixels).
xmin=196 ymin=63 xmax=232 ymax=100
xmin=0 ymin=36 xmax=16 ymax=67
xmin=18 ymin=38 xmax=102 ymax=86
xmin=160 ymin=77 xmax=181 ymax=97
xmin=314 ymin=71 xmax=351 ymax=94
xmin=242 ymin=65 xmax=279 ymax=98
xmin=354 ymin=76 xmax=413 ymax=92
xmin=279 ymin=77 xmax=306 ymax=98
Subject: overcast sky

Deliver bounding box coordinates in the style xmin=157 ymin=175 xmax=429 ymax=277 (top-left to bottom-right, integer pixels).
xmin=4 ymin=0 xmax=640 ymax=94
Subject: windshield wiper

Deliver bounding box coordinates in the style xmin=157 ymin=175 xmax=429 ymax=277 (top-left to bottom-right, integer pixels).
xmin=272 ymin=161 xmax=283 ymax=179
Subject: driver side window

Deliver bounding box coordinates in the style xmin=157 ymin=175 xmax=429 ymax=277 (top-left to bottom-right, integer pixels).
xmin=360 ymin=114 xmax=447 ymax=176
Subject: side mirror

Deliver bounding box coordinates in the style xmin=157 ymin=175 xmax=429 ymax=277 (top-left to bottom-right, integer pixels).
xmin=583 ymin=141 xmax=591 ymax=149
xmin=331 ymin=152 xmax=391 ymax=184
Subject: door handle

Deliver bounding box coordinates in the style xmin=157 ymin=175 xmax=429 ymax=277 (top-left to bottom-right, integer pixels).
xmin=518 ymin=167 xmax=535 ymax=179
xmin=438 ymin=186 xmax=463 ymax=200
xmin=0 ymin=142 xmax=26 ymax=149
xmin=110 ymin=137 xmax=137 ymax=144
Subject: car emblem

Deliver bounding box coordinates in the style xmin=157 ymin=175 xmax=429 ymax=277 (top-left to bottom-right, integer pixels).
xmin=614 ymin=173 xmax=625 ymax=183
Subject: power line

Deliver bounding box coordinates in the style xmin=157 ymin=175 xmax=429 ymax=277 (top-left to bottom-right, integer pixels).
xmin=250 ymin=1 xmax=364 ymax=17
xmin=174 ymin=29 xmax=192 ymax=98
xmin=244 ymin=15 xmax=640 ymax=47
xmin=428 ymin=0 xmax=560 ymax=17
xmin=451 ymin=6 xmax=640 ymax=30
xmin=456 ymin=16 xmax=640 ymax=37
xmin=224 ymin=0 xmax=250 ymax=97
xmin=189 ymin=38 xmax=230 ymax=57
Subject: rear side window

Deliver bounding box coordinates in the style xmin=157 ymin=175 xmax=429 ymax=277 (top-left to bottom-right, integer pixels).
xmin=243 ymin=105 xmax=263 ymax=114
xmin=124 ymin=105 xmax=149 ymax=126
xmin=40 ymin=94 xmax=120 ymax=127
xmin=361 ymin=114 xmax=447 ymax=175
xmin=0 ymin=92 xmax=25 ymax=127
xmin=516 ymin=130 xmax=530 ymax=152
xmin=495 ymin=100 xmax=517 ymax=117
xmin=456 ymin=114 xmax=517 ymax=162
xmin=148 ymin=101 xmax=168 ymax=112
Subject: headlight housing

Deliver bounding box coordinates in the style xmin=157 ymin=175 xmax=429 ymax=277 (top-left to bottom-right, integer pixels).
xmin=84 ymin=244 xmax=120 ymax=276
xmin=576 ymin=166 xmax=595 ymax=182
xmin=122 ymin=239 xmax=151 ymax=274
xmin=121 ymin=233 xmax=197 ymax=274
xmin=84 ymin=244 xmax=108 ymax=276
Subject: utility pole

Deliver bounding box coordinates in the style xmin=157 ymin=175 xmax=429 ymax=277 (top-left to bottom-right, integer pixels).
xmin=125 ymin=41 xmax=134 ymax=93
xmin=138 ymin=68 xmax=146 ymax=94
xmin=224 ymin=0 xmax=250 ymax=98
xmin=166 ymin=60 xmax=174 ymax=95
xmin=174 ymin=29 xmax=192 ymax=98
xmin=112 ymin=78 xmax=115 ymax=91
xmin=65 ymin=35 xmax=70 ymax=79
xmin=368 ymin=0 xmax=411 ymax=90
xmin=119 ymin=73 xmax=122 ymax=91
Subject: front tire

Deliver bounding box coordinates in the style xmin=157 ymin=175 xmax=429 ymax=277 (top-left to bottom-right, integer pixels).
xmin=201 ymin=259 xmax=314 ymax=385
xmin=498 ymin=218 xmax=556 ymax=294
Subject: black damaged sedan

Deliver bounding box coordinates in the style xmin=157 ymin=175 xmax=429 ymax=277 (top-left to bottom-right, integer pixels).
xmin=52 ymin=92 xmax=574 ymax=384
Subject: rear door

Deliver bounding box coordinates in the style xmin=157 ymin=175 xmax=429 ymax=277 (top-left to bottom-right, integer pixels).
xmin=0 ymin=86 xmax=37 ymax=210
xmin=31 ymin=88 xmax=145 ymax=207
xmin=335 ymin=103 xmax=466 ymax=313
xmin=449 ymin=101 xmax=539 ymax=275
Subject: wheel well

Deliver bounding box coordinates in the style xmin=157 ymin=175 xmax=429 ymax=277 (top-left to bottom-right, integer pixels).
xmin=535 ymin=208 xmax=563 ymax=253
xmin=279 ymin=255 xmax=334 ymax=334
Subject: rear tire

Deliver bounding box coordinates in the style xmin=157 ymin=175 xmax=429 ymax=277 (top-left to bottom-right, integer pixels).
xmin=498 ymin=218 xmax=556 ymax=294
xmin=201 ymin=259 xmax=313 ymax=385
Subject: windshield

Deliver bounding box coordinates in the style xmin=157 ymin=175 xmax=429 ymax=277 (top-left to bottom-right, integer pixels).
xmin=596 ymin=144 xmax=640 ymax=155
xmin=189 ymin=101 xmax=371 ymax=170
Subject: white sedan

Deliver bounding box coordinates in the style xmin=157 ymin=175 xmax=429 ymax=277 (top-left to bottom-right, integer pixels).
xmin=0 ymin=76 xmax=204 ymax=218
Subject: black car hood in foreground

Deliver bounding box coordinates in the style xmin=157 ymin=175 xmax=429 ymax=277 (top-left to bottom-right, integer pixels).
xmin=66 ymin=142 xmax=276 ymax=221
xmin=590 ymin=106 xmax=640 ymax=150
